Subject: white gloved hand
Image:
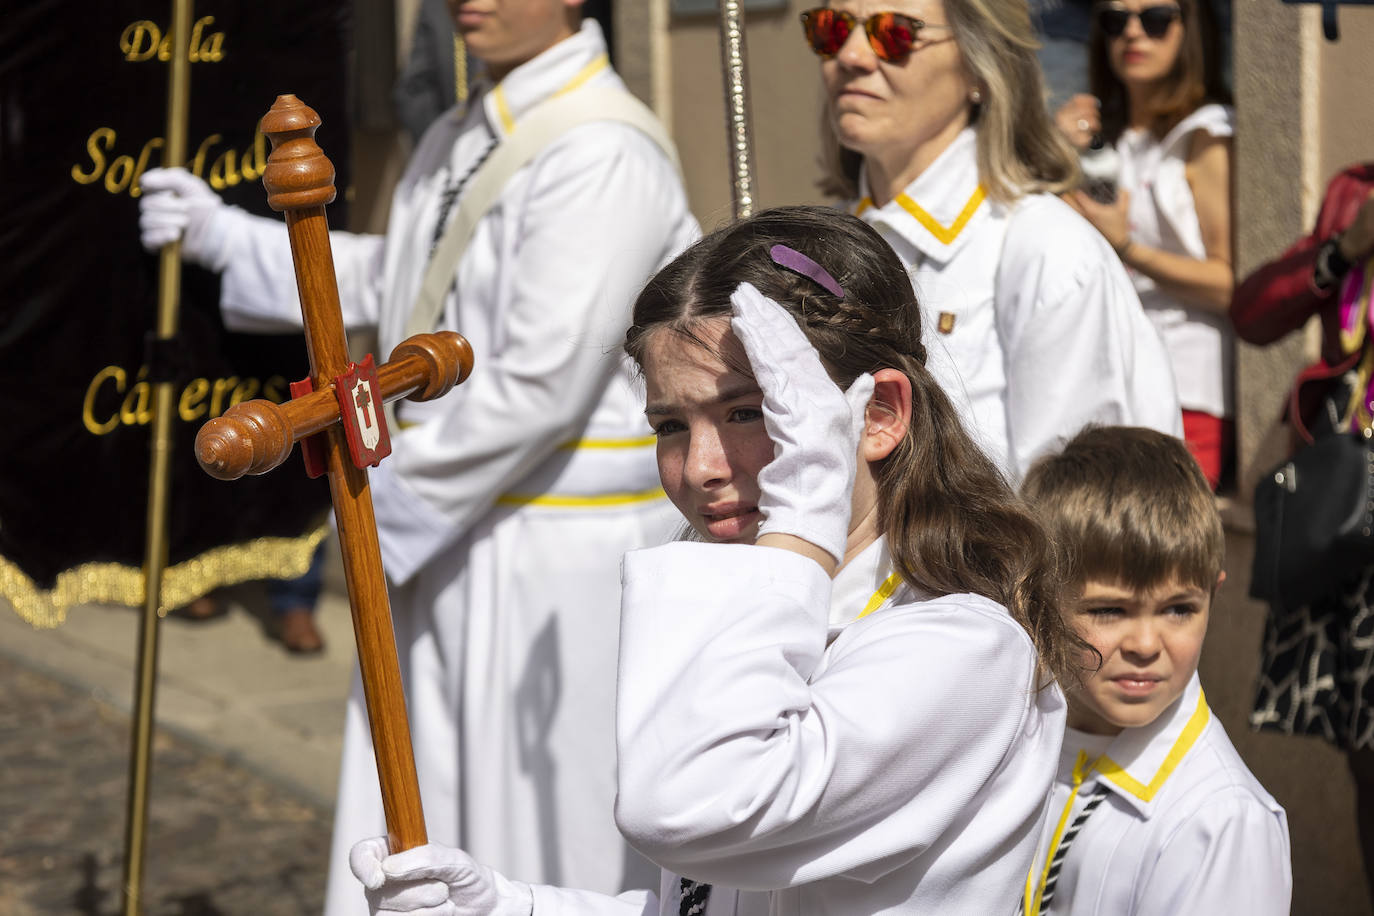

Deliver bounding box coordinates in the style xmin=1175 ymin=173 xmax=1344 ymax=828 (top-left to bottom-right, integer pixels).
xmin=349 ymin=838 xmax=534 ymax=916
xmin=138 ymin=167 xmax=233 ymax=269
xmin=729 ymin=282 xmax=874 ymax=564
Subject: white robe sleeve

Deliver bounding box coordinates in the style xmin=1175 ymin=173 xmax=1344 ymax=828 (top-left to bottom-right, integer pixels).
xmin=615 ymin=542 xmax=1043 ymax=890
xmin=995 ymin=197 xmax=1182 ymax=479
xmin=527 ymin=885 xmax=658 ymax=915
xmin=214 ymin=205 xmax=387 ymax=333
xmin=372 ymin=125 xmax=693 ymax=583
xmin=1135 ymin=792 xmax=1292 ymax=916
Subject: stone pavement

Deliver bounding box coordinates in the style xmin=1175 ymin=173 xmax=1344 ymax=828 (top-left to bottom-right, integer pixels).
xmin=4 ymin=529 xmax=1374 ymax=914
xmin=0 ymin=542 xmax=357 ymax=915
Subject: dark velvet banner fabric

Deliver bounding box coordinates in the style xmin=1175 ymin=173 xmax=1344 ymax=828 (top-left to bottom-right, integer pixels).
xmin=0 ymin=2 xmax=352 ymax=622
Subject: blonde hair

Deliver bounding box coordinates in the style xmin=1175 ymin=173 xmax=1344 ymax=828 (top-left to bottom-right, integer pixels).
xmin=1021 ymin=426 xmax=1224 ymax=594
xmin=818 ymin=0 xmax=1080 ymax=203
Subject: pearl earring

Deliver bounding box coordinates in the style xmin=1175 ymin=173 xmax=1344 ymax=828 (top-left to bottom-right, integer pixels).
xmin=969 ymin=88 xmax=982 ymax=104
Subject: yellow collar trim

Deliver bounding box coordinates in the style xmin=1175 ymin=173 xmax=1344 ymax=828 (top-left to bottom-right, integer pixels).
xmin=854 ymin=570 xmax=903 ymax=621
xmin=854 ymin=186 xmax=986 ymax=246
xmin=896 ymin=185 xmax=986 ymax=245
xmin=1094 ymin=687 xmax=1209 ymax=802
xmin=493 ymin=85 xmax=516 ymax=134
xmin=491 ymin=53 xmax=610 ymax=135
xmin=1023 ymin=690 xmax=1208 ymax=913
xmin=556 ymin=52 xmax=611 ymax=97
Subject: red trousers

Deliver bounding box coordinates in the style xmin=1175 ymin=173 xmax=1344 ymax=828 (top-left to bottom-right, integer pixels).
xmin=1182 ymin=409 xmax=1233 ymax=491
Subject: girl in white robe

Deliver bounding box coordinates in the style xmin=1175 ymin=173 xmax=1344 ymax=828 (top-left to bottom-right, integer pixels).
xmin=349 ymin=205 xmax=1085 ymax=914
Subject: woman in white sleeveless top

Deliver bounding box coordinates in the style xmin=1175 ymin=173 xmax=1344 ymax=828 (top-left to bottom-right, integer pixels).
xmin=1057 ymin=0 xmax=1234 ymax=488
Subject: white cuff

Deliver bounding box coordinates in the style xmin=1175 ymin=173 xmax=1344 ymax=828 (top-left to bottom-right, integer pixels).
xmin=369 ymin=461 xmax=464 ymax=585
xmin=197 ymin=203 xmax=251 ymax=272
xmin=528 ymin=882 xmax=657 ymax=915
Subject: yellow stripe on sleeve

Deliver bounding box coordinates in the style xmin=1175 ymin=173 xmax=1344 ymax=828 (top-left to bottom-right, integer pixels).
xmin=556 ymin=435 xmax=657 ymax=451
xmin=495 ymin=487 xmax=667 ymax=508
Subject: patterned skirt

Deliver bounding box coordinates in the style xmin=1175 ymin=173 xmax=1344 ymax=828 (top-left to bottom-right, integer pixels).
xmin=1252 ymin=567 xmax=1374 ymax=750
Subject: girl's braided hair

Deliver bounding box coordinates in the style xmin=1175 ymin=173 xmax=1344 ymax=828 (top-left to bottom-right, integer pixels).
xmin=625 ymin=205 xmax=1090 ymax=689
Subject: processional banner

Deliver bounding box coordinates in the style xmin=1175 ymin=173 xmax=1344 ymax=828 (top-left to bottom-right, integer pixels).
xmin=0 ymin=2 xmax=352 ymax=625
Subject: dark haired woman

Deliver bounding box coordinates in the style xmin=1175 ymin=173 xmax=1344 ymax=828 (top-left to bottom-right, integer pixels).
xmin=347 ymin=206 xmax=1082 ymax=914
xmin=1057 ymin=0 xmax=1234 ymax=488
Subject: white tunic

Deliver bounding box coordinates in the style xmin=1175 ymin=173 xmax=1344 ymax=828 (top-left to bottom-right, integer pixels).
xmin=518 ymin=537 xmax=1067 ymax=914
xmin=208 ymin=21 xmax=699 ymax=913
xmin=1024 ymin=674 xmax=1292 ymax=916
xmin=851 ymin=128 xmax=1181 ymax=481
xmin=1116 ymin=104 xmax=1236 ymax=418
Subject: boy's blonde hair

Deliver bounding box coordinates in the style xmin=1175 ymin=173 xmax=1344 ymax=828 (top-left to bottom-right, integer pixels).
xmin=1021 ymin=426 xmax=1223 ymax=593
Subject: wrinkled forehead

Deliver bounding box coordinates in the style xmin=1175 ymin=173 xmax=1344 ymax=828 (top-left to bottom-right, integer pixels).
xmin=827 ymin=0 xmax=948 ymax=21
xmin=637 ymin=318 xmax=758 ymax=395
xmin=639 ymin=317 xmax=746 ymax=377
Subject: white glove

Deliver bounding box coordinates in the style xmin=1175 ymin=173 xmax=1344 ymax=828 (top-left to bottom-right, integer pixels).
xmin=729 ymin=282 xmax=874 ymax=564
xmin=349 ymin=837 xmax=534 ymax=916
xmin=138 ymin=167 xmax=234 ymax=269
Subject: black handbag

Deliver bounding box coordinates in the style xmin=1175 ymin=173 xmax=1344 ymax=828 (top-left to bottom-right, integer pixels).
xmin=1250 ymin=427 xmax=1374 ymax=611
xmin=1250 ymin=259 xmax=1374 ymax=611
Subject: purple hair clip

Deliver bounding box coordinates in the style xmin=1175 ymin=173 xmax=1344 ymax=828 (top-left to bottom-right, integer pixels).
xmin=769 ymin=244 xmax=845 ymax=299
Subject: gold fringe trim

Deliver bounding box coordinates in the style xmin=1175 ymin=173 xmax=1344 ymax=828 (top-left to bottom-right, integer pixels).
xmin=454 ymin=34 xmax=468 ymax=105
xmin=0 ymin=526 xmax=330 ymax=630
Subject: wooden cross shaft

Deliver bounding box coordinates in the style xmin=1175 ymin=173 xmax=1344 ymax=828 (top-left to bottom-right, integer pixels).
xmin=194 ymin=94 xmax=474 ymax=855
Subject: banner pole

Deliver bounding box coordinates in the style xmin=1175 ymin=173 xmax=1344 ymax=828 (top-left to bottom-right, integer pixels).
xmin=716 ymin=0 xmax=757 ymax=220
xmin=121 ymin=0 xmax=192 ymax=912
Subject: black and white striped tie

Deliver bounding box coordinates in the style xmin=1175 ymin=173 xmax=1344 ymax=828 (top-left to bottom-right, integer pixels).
xmin=428 ymin=136 xmax=499 ymax=255
xmin=678 ymin=877 xmax=712 ymax=916
xmin=1033 ymin=783 xmax=1110 ymax=915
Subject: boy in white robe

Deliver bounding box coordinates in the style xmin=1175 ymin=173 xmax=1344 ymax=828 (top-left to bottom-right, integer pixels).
xmin=1019 ymin=426 xmax=1291 ymax=916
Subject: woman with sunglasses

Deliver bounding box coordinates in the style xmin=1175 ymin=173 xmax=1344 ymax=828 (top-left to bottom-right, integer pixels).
xmin=1057 ymin=0 xmax=1235 ymax=489
xmin=805 ymin=0 xmax=1181 ymax=483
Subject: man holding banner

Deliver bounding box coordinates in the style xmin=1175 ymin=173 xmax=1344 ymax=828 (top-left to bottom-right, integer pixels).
xmin=0 ymin=3 xmax=346 ymax=629
xmin=139 ymin=0 xmax=698 ymax=912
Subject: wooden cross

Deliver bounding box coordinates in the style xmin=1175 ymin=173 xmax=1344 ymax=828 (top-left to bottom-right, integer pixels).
xmin=194 ymin=94 xmax=474 ymax=854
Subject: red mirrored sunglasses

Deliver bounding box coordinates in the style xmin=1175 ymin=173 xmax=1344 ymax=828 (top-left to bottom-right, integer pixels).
xmin=799 ymin=8 xmax=950 ymax=63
